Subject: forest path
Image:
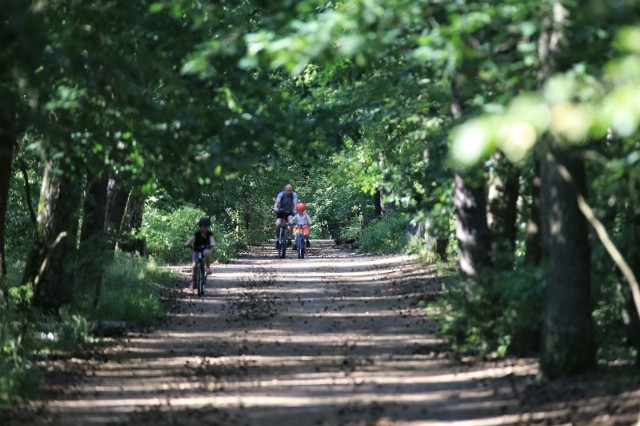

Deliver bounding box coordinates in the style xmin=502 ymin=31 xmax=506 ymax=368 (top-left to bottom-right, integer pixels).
xmin=11 ymin=242 xmax=640 ymax=425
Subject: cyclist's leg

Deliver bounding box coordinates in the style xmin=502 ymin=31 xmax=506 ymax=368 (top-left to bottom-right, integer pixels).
xmin=275 ymin=217 xmax=281 ymax=238
xmin=303 ymin=226 xmax=311 ymax=247
xmin=275 ymin=216 xmax=283 ymax=247
xmin=287 ymin=214 xmax=294 ymax=245
xmin=204 ymin=249 xmax=213 ymax=274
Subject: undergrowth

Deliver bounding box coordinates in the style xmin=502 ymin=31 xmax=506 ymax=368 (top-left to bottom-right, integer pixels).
xmin=357 ymin=215 xmax=406 ymax=254
xmin=428 ymin=264 xmax=547 ymax=358
xmin=0 ymin=251 xmax=176 ymax=408
xmin=143 ymin=204 xmax=237 ymax=264
xmin=75 ymin=251 xmax=176 ymax=325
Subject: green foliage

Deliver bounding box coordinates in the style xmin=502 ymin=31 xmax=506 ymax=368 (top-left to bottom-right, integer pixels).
xmin=436 ymin=265 xmax=546 ymax=357
xmin=451 ymin=25 xmax=640 ymax=167
xmin=358 ymin=215 xmax=406 ymax=254
xmin=142 ymin=201 xmax=236 ymax=264
xmin=0 ymin=281 xmax=41 ymax=407
xmin=0 ymin=352 xmax=41 ymax=409
xmin=78 ymin=252 xmax=175 ymax=325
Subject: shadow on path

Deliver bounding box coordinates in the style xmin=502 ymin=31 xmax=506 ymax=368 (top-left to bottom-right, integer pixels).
xmin=5 ymin=242 xmax=640 ymax=425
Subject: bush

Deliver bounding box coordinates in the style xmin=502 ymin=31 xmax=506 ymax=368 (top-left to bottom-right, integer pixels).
xmin=0 ymin=280 xmax=42 ymax=407
xmin=434 ymin=265 xmax=546 ymax=357
xmin=142 ymin=204 xmax=236 ymax=264
xmin=358 ymin=216 xmax=406 ymax=254
xmin=77 ymin=251 xmax=176 ymax=325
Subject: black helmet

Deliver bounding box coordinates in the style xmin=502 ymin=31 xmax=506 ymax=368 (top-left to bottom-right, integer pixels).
xmin=198 ymin=217 xmax=211 ymax=227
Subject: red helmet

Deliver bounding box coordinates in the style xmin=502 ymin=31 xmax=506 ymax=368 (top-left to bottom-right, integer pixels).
xmin=296 ymin=203 xmax=306 ymax=212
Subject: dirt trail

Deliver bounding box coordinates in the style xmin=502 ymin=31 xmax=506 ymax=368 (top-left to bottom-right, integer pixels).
xmin=7 ymin=242 xmax=640 ymax=425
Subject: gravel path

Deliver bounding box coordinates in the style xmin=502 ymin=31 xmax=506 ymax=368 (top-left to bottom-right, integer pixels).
xmin=6 ymin=241 xmax=640 ymax=425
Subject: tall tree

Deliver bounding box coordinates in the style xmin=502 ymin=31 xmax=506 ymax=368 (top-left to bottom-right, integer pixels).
xmin=0 ymin=95 xmax=15 ymax=279
xmin=0 ymin=1 xmax=43 ymax=279
xmin=451 ymin=73 xmax=492 ymax=279
xmin=23 ymin=159 xmax=82 ymax=313
xmin=487 ymin=153 xmax=519 ymax=270
xmin=538 ymin=0 xmax=595 ymax=376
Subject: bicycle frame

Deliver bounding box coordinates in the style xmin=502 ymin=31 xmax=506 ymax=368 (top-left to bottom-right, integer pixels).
xmin=277 ymin=222 xmax=288 ymax=258
xmin=295 ymin=227 xmax=306 ymax=259
xmin=189 ymin=245 xmax=208 ymax=296
xmin=195 ymin=251 xmax=206 ymax=296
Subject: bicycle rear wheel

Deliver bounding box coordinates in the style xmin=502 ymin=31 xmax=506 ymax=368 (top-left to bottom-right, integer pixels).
xmin=296 ymin=235 xmax=304 ymax=259
xmin=197 ymin=262 xmax=205 ymax=296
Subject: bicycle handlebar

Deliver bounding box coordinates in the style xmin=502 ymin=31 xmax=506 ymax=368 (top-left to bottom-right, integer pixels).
xmin=185 ymin=244 xmax=212 ymax=251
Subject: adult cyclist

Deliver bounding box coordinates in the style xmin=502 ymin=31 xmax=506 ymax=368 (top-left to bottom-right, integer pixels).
xmin=273 ymin=183 xmax=297 ymax=248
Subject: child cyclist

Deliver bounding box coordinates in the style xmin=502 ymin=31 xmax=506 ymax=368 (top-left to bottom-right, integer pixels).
xmin=183 ymin=217 xmax=217 ymax=289
xmin=293 ymin=203 xmax=312 ymax=248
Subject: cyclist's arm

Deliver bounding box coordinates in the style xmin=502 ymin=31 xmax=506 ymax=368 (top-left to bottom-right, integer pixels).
xmin=209 ymin=234 xmax=217 ymax=247
xmin=306 ymin=213 xmax=313 ymax=225
xmin=184 ymin=235 xmax=195 ymax=247
xmin=273 ymin=194 xmax=281 ymax=211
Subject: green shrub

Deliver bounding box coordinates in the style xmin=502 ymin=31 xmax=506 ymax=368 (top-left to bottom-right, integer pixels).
xmin=358 ymin=216 xmax=406 ymax=254
xmin=434 ymin=264 xmax=546 ymax=357
xmin=79 ymin=251 xmax=176 ymax=325
xmin=0 ymin=279 xmax=41 ymax=407
xmin=142 ymin=204 xmax=236 ymax=264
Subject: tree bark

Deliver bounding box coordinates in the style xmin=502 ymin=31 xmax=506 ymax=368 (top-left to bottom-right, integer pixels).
xmin=80 ymin=172 xmax=109 ymax=244
xmin=104 ymin=173 xmax=129 ymax=251
xmin=451 ymin=75 xmax=492 ymax=279
xmin=23 ymin=160 xmax=82 ymax=313
xmin=540 ymin=148 xmax=595 ymax=377
xmin=454 ymin=172 xmax=491 ymax=278
xmin=79 ymin=171 xmax=110 ymax=309
xmin=374 ymin=190 xmax=383 ymax=218
xmin=536 ymin=0 xmax=595 ymax=377
xmin=119 ymin=191 xmax=146 ymax=255
xmin=487 ymin=153 xmax=519 ymax=269
xmin=627 ymin=208 xmax=640 ymax=366
xmin=0 ymin=111 xmax=14 ymax=278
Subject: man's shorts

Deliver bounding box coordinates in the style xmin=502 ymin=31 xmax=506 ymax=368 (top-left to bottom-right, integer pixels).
xmin=276 ymin=211 xmax=293 ymax=220
xmin=295 ymin=226 xmax=310 ymax=236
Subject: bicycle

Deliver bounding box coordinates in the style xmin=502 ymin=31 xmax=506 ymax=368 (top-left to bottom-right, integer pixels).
xmin=295 ymin=226 xmax=307 ymax=259
xmin=187 ymin=244 xmax=210 ymax=296
xmin=275 ymin=211 xmax=290 ymax=259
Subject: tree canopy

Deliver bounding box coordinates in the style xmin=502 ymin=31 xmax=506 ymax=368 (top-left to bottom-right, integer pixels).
xmin=2 ymin=1 xmax=640 ymax=402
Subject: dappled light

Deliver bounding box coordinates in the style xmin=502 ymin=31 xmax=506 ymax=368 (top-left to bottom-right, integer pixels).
xmin=5 ymin=244 xmax=635 ymax=425
xmin=2 ymin=1 xmax=640 ymax=424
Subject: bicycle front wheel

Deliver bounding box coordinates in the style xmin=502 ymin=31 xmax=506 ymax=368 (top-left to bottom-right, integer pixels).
xmin=197 ymin=262 xmax=205 ymax=296
xmin=279 ymin=228 xmax=287 ymax=258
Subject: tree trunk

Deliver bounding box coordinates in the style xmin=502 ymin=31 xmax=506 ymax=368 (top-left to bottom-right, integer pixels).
xmin=23 ymin=160 xmax=82 ymax=313
xmin=104 ymin=173 xmax=129 ymax=251
xmin=627 ymin=208 xmax=640 ymax=366
xmin=79 ymin=171 xmax=110 ymax=309
xmin=540 ymin=148 xmax=595 ymax=377
xmin=80 ymin=172 xmax=109 ymax=244
xmin=0 ymin=111 xmax=14 ymax=279
xmin=525 ymin=158 xmax=542 ymax=265
xmin=454 ymin=172 xmax=491 ymax=278
xmin=451 ymin=76 xmax=492 ymax=279
xmin=119 ymin=191 xmax=146 ymax=255
xmin=487 ymin=153 xmax=519 ymax=269
xmin=536 ymin=0 xmax=595 ymax=377
xmin=374 ymin=190 xmax=383 ymax=218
